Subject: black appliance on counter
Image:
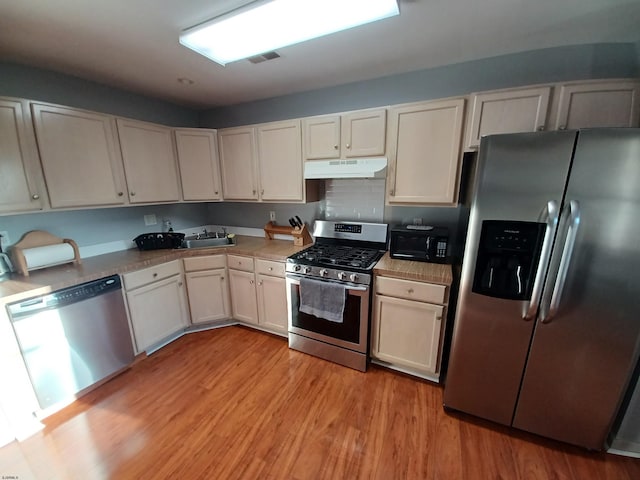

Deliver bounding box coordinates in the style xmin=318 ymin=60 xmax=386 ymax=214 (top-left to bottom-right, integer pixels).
xmin=389 ymin=224 xmax=449 ymax=263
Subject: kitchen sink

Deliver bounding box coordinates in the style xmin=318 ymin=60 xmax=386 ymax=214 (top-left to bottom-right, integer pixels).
xmin=182 ymin=234 xmax=236 ymax=249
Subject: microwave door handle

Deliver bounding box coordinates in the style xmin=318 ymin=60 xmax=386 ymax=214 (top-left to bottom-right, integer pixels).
xmin=523 ymin=200 xmax=559 ymax=320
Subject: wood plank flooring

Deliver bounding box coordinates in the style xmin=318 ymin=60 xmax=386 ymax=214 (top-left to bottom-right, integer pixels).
xmin=1 ymin=326 xmax=640 ymax=479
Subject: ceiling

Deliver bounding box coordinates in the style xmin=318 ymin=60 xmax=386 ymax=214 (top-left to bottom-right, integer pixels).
xmin=0 ymin=0 xmax=639 ymax=109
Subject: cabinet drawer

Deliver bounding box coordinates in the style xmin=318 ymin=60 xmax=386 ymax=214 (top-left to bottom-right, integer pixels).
xmin=183 ymin=255 xmax=226 ymax=272
xmin=255 ymin=259 xmax=285 ymax=277
xmin=375 ymin=276 xmax=446 ymax=304
xmin=227 ymin=254 xmax=254 ymax=272
xmin=123 ymin=260 xmax=181 ymax=290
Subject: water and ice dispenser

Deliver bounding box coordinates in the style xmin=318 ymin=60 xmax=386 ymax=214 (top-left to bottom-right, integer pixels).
xmin=472 ymin=221 xmax=545 ymax=300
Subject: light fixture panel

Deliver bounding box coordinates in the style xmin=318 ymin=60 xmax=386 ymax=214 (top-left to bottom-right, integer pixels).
xmin=179 ymin=0 xmax=399 ymax=66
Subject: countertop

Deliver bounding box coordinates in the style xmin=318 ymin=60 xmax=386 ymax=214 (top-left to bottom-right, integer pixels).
xmin=373 ymin=252 xmax=453 ymax=286
xmin=0 ymin=235 xmax=306 ymax=305
xmin=1 ymin=239 xmax=454 ymax=305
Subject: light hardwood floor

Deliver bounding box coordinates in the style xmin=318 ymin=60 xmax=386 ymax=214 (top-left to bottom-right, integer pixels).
xmin=1 ymin=326 xmax=639 ymax=479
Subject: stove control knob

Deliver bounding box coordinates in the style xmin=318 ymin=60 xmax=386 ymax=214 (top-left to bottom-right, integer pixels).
xmin=337 ymin=272 xmax=347 ymax=280
xmin=349 ymin=273 xmax=359 ymax=282
xmin=319 ymin=269 xmax=329 ymax=277
xmin=303 ymin=266 xmax=312 ymax=274
xmin=293 ymin=265 xmax=301 ymax=272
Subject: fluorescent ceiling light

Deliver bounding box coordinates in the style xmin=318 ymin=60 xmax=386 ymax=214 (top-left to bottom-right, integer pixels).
xmin=179 ymin=0 xmax=399 ymax=66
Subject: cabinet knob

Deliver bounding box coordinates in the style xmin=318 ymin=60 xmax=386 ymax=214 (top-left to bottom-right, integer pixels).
xmin=31 ymin=193 xmax=40 ymax=200
xmin=258 ymin=280 xmax=263 ymax=286
xmin=559 ymin=125 xmax=567 ymax=130
xmin=221 ymin=276 xmax=225 ymax=280
xmin=178 ymin=281 xmax=183 ymax=287
xmin=215 ymin=191 xmax=219 ymax=195
xmin=153 ymin=273 xmax=158 ymax=277
xmin=268 ymin=267 xmax=273 ymax=271
xmin=537 ymin=125 xmax=545 ymax=131
xmin=252 ymin=189 xmax=256 ymax=195
xmin=117 ymin=192 xmax=124 ymax=196
xmin=261 ymin=189 xmax=264 ymax=195
xmin=130 ymin=191 xmax=136 ymax=196
xmin=389 ymin=189 xmax=394 ymax=196
xmin=407 ymin=288 xmax=414 ymax=294
xmin=334 ymin=145 xmax=339 ymax=150
xmin=346 ymin=143 xmax=351 ymax=149
xmin=250 ymin=279 xmax=254 ymax=285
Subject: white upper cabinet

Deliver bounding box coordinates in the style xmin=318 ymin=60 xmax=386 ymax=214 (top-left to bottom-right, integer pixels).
xmin=553 ymin=79 xmax=640 ymax=130
xmin=466 ymin=86 xmax=551 ymax=149
xmin=175 ymin=128 xmax=222 ymax=201
xmin=116 ymin=118 xmax=181 ymax=204
xmin=387 ymin=98 xmax=465 ymax=205
xmin=0 ymin=98 xmax=47 ymax=214
xmin=218 ymin=126 xmax=259 ymax=201
xmin=31 ymin=103 xmax=127 ymax=209
xmin=302 ymin=108 xmax=386 ymax=160
xmin=257 ymin=119 xmax=303 ymax=202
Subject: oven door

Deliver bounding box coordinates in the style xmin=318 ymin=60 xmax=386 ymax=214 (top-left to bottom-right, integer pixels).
xmin=286 ymin=274 xmax=370 ymax=353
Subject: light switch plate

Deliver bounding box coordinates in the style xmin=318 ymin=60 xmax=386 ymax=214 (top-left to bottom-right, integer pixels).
xmin=144 ymin=214 xmax=157 ymax=226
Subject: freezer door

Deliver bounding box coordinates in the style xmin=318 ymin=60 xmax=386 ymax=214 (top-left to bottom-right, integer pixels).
xmin=513 ymin=129 xmax=640 ymax=449
xmin=444 ymin=131 xmax=575 ymax=425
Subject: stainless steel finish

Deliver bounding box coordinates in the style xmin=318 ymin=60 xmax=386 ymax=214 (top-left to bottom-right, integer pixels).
xmin=288 ymin=332 xmax=367 ymax=372
xmin=445 ymin=129 xmax=640 ymax=450
xmin=285 ymin=263 xmax=371 ymax=286
xmin=0 ymin=253 xmax=13 ymax=275
xmin=512 ymin=129 xmax=640 ymax=449
xmin=182 ymin=235 xmax=235 ymax=249
xmin=311 ymin=220 xmax=388 ymax=244
xmin=444 ymin=131 xmax=575 ymax=426
xmin=540 ymin=200 xmax=581 ymax=323
xmin=523 ymin=200 xmax=559 ymax=320
xmin=286 ymin=275 xmax=370 ymax=354
xmin=8 ymin=275 xmax=134 ymax=412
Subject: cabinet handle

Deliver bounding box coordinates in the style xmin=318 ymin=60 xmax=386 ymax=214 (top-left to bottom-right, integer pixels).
xmin=559 ymin=125 xmax=567 ymax=130
xmin=31 ymin=193 xmax=40 ymax=200
xmin=537 ymin=125 xmax=545 ymax=131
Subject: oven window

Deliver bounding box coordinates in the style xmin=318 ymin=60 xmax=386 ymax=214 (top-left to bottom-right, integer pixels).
xmin=290 ymin=284 xmax=361 ymax=343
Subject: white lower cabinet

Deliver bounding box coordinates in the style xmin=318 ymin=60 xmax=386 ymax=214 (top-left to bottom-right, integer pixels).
xmin=123 ymin=260 xmax=189 ymax=353
xmin=183 ymin=255 xmax=230 ymax=324
xmin=371 ymin=275 xmax=448 ymax=381
xmin=228 ymin=255 xmax=258 ymax=325
xmin=255 ymin=259 xmax=288 ymax=336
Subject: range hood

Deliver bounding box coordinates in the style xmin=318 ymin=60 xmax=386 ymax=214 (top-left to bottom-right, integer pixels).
xmin=304 ymin=157 xmax=387 ymax=179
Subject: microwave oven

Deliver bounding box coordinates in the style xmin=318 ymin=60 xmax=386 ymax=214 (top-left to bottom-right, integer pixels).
xmin=389 ymin=225 xmax=449 ymax=263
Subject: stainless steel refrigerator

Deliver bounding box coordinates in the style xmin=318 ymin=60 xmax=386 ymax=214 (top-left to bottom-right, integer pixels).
xmin=443 ymin=128 xmax=640 ymax=450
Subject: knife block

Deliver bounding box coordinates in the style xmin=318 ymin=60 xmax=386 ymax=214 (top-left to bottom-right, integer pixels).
xmin=263 ymin=222 xmax=313 ymax=246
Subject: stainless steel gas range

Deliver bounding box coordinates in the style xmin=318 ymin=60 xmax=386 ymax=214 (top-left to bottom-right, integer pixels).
xmin=285 ymin=220 xmax=388 ymax=371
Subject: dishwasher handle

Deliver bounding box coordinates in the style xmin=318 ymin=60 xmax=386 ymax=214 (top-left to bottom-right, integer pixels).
xmin=8 ymin=274 xmax=122 ymax=318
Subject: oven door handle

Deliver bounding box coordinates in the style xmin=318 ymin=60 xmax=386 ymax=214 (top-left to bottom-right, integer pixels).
xmin=286 ymin=274 xmax=368 ymax=292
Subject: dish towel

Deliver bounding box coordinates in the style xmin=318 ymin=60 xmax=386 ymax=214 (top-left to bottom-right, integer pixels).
xmin=299 ymin=277 xmax=347 ymax=323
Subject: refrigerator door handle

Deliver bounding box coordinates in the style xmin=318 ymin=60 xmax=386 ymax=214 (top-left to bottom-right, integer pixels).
xmin=541 ymin=200 xmax=581 ymax=323
xmin=523 ymin=200 xmax=559 ymax=320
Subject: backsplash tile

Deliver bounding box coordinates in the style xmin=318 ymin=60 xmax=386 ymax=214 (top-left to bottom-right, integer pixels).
xmin=324 ymin=179 xmax=385 ymax=222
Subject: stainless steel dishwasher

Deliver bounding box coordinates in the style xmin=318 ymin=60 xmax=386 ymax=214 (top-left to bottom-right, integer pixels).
xmin=7 ymin=274 xmax=134 ymax=413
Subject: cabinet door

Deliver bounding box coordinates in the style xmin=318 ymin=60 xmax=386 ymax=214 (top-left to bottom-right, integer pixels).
xmin=466 ymin=87 xmax=551 ymax=149
xmin=218 ymin=127 xmax=258 ymax=200
xmin=302 ymin=115 xmax=340 ymax=160
xmin=185 ymin=269 xmax=230 ymax=323
xmin=387 ymin=98 xmax=465 ymax=205
xmin=256 ymin=273 xmax=288 ymax=334
xmin=228 ymin=269 xmax=258 ymax=324
xmin=126 ymin=274 xmax=189 ymax=352
xmin=175 ymin=128 xmax=222 ymax=201
xmin=257 ymin=120 xmax=303 ymax=202
xmin=554 ymin=80 xmax=640 ymax=130
xmin=371 ymin=294 xmax=444 ymax=374
xmin=0 ymin=98 xmax=46 ymax=213
xmin=341 ymin=108 xmax=386 ymax=157
xmin=31 ymin=103 xmax=127 ymax=208
xmin=116 ymin=119 xmax=181 ymax=203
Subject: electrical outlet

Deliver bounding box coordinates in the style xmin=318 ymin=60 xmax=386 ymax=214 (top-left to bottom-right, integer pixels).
xmin=269 ymin=211 xmax=276 ymax=222
xmin=0 ymin=231 xmax=10 ymax=250
xmin=413 ymin=218 xmax=423 ymax=226
xmin=144 ymin=214 xmax=157 ymax=226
